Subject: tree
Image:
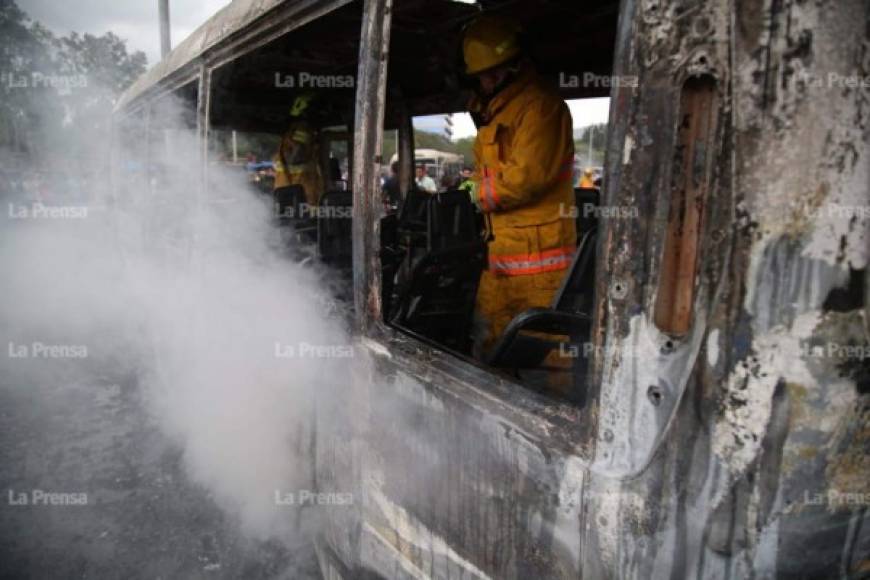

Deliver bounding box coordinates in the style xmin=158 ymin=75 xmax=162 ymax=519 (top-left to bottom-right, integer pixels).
xmin=452 ymin=137 xmax=475 ymax=168
xmin=0 ymin=0 xmax=56 ymax=156
xmin=0 ymin=0 xmax=147 ymax=165
xmin=56 ymin=31 xmax=147 ymax=96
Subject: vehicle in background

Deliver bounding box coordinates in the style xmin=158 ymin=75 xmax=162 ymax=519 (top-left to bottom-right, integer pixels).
xmin=389 ymin=148 xmax=463 ymax=186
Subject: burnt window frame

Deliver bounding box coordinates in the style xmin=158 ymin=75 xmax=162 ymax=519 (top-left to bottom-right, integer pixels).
xmin=352 ymin=0 xmax=625 ymax=453
xmin=111 ymin=0 xmax=623 ymax=455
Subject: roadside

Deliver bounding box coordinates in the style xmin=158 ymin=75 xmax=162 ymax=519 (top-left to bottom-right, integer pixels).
xmin=0 ymin=369 xmax=320 ymax=579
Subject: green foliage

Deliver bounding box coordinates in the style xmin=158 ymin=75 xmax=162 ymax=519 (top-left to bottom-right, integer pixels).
xmin=0 ymin=0 xmax=147 ymax=162
xmin=0 ymin=0 xmax=55 ymax=156
xmin=414 ymin=130 xmax=454 ymax=152
xmin=452 ymin=137 xmax=475 ymax=168
xmin=56 ymin=31 xmax=148 ymax=94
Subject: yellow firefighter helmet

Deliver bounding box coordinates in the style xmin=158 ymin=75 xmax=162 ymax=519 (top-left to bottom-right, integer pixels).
xmin=462 ymin=15 xmax=522 ymax=75
xmin=290 ymin=93 xmax=314 ymax=118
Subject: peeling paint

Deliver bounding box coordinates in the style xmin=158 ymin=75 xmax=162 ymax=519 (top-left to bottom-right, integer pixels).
xmin=623 ymin=134 xmax=635 ymax=165
xmin=707 ymin=328 xmax=720 ymax=368
xmin=366 ymin=487 xmax=493 ymax=580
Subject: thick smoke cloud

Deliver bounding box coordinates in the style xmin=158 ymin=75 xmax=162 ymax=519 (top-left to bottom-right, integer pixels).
xmin=1 ymin=92 xmax=355 ymax=549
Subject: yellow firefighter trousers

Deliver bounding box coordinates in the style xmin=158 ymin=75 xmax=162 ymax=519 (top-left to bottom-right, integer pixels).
xmin=474 ymin=267 xmax=565 ymax=356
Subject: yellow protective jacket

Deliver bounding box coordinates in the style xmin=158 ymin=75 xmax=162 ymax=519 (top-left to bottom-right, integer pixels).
xmin=472 ymin=66 xmax=576 ymax=276
xmin=273 ymin=121 xmax=324 ymax=206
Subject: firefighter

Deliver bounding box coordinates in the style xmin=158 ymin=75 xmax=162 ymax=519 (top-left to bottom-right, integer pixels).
xmin=579 ymin=167 xmax=595 ymax=188
xmin=458 ymin=166 xmax=475 ymax=194
xmin=273 ymin=94 xmax=325 ymax=208
xmin=463 ymin=15 xmax=577 ymax=358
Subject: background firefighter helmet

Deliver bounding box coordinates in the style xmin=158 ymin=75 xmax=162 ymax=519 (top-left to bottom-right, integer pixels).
xmin=462 ymin=15 xmax=522 ymax=75
xmin=284 ymin=94 xmax=317 ymax=159
xmin=289 ymin=93 xmax=315 ymax=118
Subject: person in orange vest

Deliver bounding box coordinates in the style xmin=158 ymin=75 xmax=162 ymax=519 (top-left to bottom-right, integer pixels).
xmin=579 ymin=167 xmax=596 ymax=188
xmin=273 ymin=94 xmax=324 ymax=208
xmin=463 ymin=15 xmax=577 ymax=358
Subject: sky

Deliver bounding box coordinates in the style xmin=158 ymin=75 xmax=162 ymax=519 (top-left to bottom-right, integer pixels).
xmin=18 ymin=0 xmax=232 ymax=66
xmin=17 ymin=0 xmax=610 ymax=137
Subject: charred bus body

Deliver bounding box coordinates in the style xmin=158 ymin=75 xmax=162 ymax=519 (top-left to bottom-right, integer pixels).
xmin=113 ymin=0 xmax=869 ymax=578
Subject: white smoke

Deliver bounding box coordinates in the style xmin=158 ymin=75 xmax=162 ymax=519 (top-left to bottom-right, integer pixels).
xmin=0 ymin=93 xmax=355 ymax=546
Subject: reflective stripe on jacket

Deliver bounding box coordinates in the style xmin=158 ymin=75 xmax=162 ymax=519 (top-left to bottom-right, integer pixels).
xmin=471 ymin=66 xmax=577 ymax=275
xmin=488 ymin=244 xmax=575 ymax=276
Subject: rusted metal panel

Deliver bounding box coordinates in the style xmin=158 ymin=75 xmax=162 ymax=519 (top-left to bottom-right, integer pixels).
xmin=203 ymin=0 xmax=358 ymax=77
xmin=327 ymin=0 xmax=869 ymax=578
xmin=590 ymin=0 xmax=735 ymax=478
xmin=654 ymin=76 xmax=718 ymax=336
xmin=396 ymin=108 xmax=414 ymax=198
xmin=196 ymin=64 xmax=211 ymax=204
xmin=351 ymin=0 xmax=393 ymax=331
xmin=344 ymin=348 xmax=589 ymax=578
xmin=113 ymin=0 xmax=869 ymax=576
xmin=584 ymin=0 xmax=869 ymax=577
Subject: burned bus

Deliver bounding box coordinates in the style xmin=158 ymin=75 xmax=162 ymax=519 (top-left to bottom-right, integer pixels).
xmin=113 ymin=0 xmax=869 ymax=578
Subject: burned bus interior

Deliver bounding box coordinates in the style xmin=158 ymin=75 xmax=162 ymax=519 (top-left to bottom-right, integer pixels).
xmin=201 ymin=0 xmax=622 ymax=406
xmin=380 ymin=0 xmax=619 ymax=407
xmin=207 ymin=2 xmax=362 ymax=273
xmin=129 ymin=0 xmax=622 ymax=408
